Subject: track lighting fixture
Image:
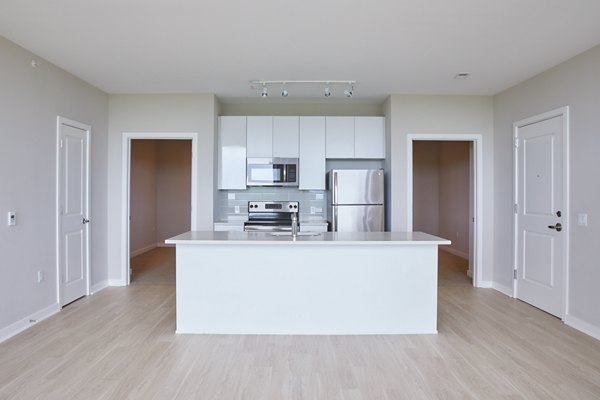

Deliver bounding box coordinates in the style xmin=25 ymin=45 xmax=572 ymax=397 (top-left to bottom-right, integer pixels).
xmin=250 ymin=80 xmax=356 ymax=98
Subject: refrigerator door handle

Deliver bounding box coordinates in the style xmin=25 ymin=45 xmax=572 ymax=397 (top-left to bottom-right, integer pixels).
xmin=333 ymin=207 xmax=338 ymax=231
xmin=333 ymin=171 xmax=338 ymax=205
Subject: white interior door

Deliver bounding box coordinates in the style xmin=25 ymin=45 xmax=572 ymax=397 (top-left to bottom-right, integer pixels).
xmin=58 ymin=117 xmax=90 ymax=306
xmin=515 ymin=114 xmax=565 ymax=317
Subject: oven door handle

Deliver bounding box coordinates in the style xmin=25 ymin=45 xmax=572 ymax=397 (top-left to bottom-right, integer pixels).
xmin=244 ymin=225 xmax=293 ymax=232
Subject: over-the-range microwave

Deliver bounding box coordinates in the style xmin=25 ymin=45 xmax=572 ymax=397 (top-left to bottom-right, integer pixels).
xmin=246 ymin=158 xmax=298 ymax=187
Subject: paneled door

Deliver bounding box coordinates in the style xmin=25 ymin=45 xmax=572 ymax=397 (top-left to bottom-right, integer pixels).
xmin=58 ymin=117 xmax=90 ymax=306
xmin=515 ymin=112 xmax=566 ymax=317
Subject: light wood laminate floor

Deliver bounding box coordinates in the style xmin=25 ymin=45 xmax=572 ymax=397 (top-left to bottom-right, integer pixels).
xmin=1 ymin=248 xmax=599 ymax=399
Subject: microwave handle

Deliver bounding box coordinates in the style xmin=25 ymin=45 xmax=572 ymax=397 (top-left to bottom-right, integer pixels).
xmin=283 ymin=164 xmax=287 ymax=183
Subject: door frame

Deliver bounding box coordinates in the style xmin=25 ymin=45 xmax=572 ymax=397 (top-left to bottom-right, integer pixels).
xmin=121 ymin=132 xmax=198 ymax=285
xmin=513 ymin=106 xmax=570 ymax=318
xmin=56 ymin=116 xmax=91 ymax=306
xmin=406 ymin=134 xmax=483 ymax=287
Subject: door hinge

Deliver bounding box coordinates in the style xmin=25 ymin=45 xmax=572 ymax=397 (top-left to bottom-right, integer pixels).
xmin=514 ymin=203 xmax=519 ymax=214
xmin=513 ymin=269 xmax=517 ymax=279
xmin=514 ymin=138 xmax=519 ymax=148
xmin=60 ymin=139 xmax=64 ymax=148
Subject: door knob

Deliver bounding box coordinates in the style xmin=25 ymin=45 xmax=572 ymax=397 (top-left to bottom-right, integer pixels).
xmin=83 ymin=218 xmax=90 ymax=224
xmin=548 ymin=222 xmax=562 ymax=232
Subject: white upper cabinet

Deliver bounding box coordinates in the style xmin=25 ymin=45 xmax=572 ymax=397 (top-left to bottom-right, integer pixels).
xmin=218 ymin=116 xmax=247 ymax=190
xmin=354 ymin=117 xmax=385 ymax=159
xmin=325 ymin=116 xmax=385 ymax=159
xmin=299 ymin=117 xmax=326 ymax=190
xmin=325 ymin=117 xmax=355 ymax=158
xmin=246 ymin=116 xmax=273 ymax=158
xmin=273 ymin=116 xmax=299 ymax=158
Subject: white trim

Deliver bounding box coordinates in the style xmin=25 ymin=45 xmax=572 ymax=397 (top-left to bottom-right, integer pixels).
xmin=108 ymin=279 xmax=126 ymax=287
xmin=513 ymin=106 xmax=570 ymax=318
xmin=0 ymin=303 xmax=60 ymax=344
xmin=564 ymin=315 xmax=600 ymax=341
xmin=156 ymin=242 xmax=175 ymax=248
xmin=56 ymin=116 xmax=92 ymax=307
xmin=492 ymin=282 xmax=514 ymax=297
xmin=406 ymin=134 xmax=484 ymax=288
xmin=90 ymin=280 xmax=109 ymax=294
xmin=121 ymin=132 xmax=199 ymax=286
xmin=440 ymin=246 xmax=468 ymax=260
xmin=478 ymin=280 xmax=493 ymax=289
xmin=130 ymin=243 xmax=157 ymax=258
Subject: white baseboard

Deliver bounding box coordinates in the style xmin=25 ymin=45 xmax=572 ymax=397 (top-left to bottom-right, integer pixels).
xmin=564 ymin=315 xmax=600 ymax=341
xmin=492 ymin=282 xmax=514 ymax=297
xmin=157 ymin=242 xmax=175 ymax=248
xmin=0 ymin=303 xmax=61 ymax=344
xmin=130 ymin=243 xmax=157 ymax=258
xmin=90 ymin=280 xmax=109 ymax=294
xmin=108 ymin=279 xmax=126 ymax=287
xmin=477 ymin=280 xmax=493 ymax=288
xmin=440 ymin=246 xmax=468 ymax=260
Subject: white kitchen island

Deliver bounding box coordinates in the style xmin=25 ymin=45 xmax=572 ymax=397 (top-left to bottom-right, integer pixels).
xmin=165 ymin=231 xmax=450 ymax=335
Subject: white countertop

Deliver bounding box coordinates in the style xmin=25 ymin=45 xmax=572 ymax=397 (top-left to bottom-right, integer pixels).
xmin=166 ymin=231 xmax=450 ymax=246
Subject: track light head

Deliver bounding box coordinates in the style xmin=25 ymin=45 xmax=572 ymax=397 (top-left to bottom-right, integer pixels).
xmin=261 ymin=86 xmax=268 ymax=97
xmin=344 ymin=88 xmax=353 ymax=98
xmin=324 ymin=86 xmax=332 ymax=97
xmin=281 ymin=89 xmax=289 ymax=97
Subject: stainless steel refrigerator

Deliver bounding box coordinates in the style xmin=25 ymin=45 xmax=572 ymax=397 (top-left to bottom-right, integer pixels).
xmin=327 ymin=169 xmax=385 ymax=232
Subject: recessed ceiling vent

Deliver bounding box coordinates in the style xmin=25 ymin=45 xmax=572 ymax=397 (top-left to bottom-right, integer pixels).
xmin=454 ymin=72 xmax=471 ymax=80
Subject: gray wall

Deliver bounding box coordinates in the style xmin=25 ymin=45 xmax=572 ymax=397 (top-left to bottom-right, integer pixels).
xmin=387 ymin=95 xmax=494 ymax=282
xmin=0 ymin=36 xmax=109 ymax=332
xmin=494 ymin=44 xmax=600 ymax=331
xmin=107 ymin=94 xmax=217 ymax=284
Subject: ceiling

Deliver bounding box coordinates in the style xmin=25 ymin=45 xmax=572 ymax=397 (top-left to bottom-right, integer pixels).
xmin=1 ymin=0 xmax=600 ymax=102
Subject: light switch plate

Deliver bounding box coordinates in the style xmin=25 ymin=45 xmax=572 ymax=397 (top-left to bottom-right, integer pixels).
xmin=8 ymin=211 xmax=16 ymax=226
xmin=228 ymin=193 xmax=236 ymax=200
xmin=578 ymin=213 xmax=588 ymax=227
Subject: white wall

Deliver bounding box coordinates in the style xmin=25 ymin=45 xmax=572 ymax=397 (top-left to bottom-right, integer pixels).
xmin=494 ymin=44 xmax=600 ymax=332
xmin=107 ymin=94 xmax=217 ymax=283
xmin=387 ymin=95 xmax=494 ymax=281
xmin=0 ymin=36 xmax=108 ymax=333
xmin=130 ymin=140 xmax=158 ymax=254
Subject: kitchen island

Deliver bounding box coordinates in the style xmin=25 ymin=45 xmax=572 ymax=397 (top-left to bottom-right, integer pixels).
xmin=165 ymin=231 xmax=450 ymax=335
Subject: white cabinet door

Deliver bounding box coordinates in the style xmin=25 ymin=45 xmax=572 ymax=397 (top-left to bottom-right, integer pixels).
xmin=355 ymin=117 xmax=385 ymax=159
xmin=325 ymin=117 xmax=354 ymax=158
xmin=247 ymin=116 xmax=273 ymax=158
xmin=273 ymin=116 xmax=299 ymax=158
xmin=299 ymin=117 xmax=326 ymax=190
xmin=218 ymin=116 xmax=247 ymax=190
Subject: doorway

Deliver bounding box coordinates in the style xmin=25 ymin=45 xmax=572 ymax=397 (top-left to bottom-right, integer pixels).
xmin=407 ymin=134 xmax=483 ymax=287
xmin=121 ymin=133 xmax=198 ymax=286
xmin=56 ymin=116 xmax=91 ymax=306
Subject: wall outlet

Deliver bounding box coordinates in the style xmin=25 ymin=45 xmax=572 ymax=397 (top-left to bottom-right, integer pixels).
xmin=310 ymin=206 xmax=316 ymax=214
xmin=228 ymin=193 xmax=236 ymax=200
xmin=315 ymin=193 xmax=324 ymax=200
xmin=8 ymin=211 xmax=16 ymax=226
xmin=37 ymin=270 xmax=44 ymax=283
xmin=234 ymin=205 xmax=240 ymax=214
xmin=578 ymin=213 xmax=588 ymax=227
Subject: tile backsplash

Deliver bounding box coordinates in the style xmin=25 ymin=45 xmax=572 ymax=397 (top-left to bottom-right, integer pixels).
xmin=215 ymin=187 xmax=327 ymax=222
